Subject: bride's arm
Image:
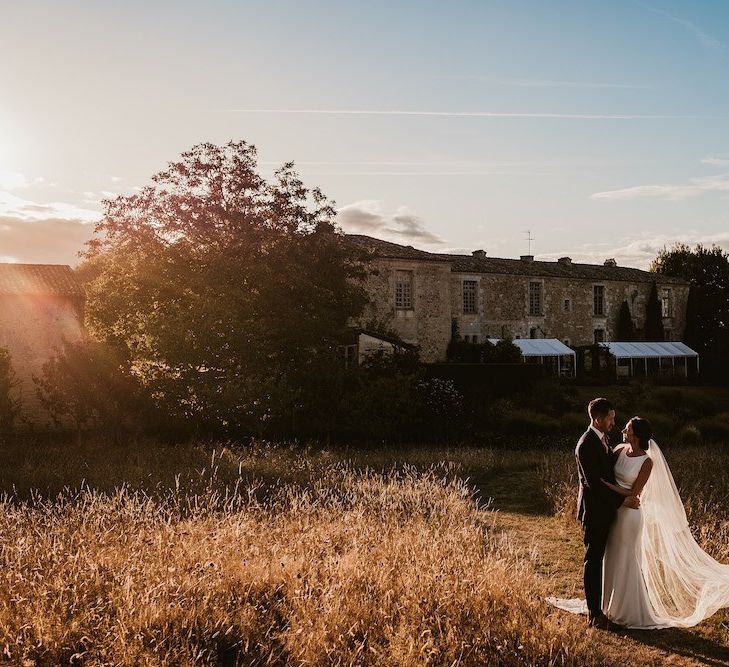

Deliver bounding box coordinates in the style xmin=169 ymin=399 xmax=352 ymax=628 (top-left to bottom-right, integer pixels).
xmin=601 ymin=458 xmax=653 ymax=497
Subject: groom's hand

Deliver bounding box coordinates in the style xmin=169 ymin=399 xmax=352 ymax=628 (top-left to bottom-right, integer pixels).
xmin=623 ymin=496 xmax=640 ymax=510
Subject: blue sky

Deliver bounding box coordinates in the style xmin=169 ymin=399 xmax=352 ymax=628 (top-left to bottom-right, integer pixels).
xmin=1 ymin=0 xmax=728 ymax=267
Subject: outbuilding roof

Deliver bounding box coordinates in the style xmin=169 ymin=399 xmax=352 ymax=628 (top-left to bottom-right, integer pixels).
xmin=598 ymin=341 xmax=698 ymax=359
xmin=344 ymin=234 xmax=688 ymax=285
xmin=488 ymin=338 xmax=576 ymax=357
xmin=0 ymin=264 xmax=84 ymax=297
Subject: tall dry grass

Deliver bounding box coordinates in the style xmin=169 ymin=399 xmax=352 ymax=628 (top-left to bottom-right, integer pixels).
xmin=539 ymin=444 xmax=729 ymax=562
xmin=0 ymin=441 xmax=612 ymax=666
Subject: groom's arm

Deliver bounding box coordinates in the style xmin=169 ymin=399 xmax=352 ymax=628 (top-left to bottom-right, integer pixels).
xmin=577 ymin=441 xmax=625 ymax=511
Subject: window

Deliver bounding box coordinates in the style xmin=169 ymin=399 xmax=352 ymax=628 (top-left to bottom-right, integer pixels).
xmin=563 ymin=298 xmax=571 ymax=313
xmin=661 ymin=288 xmax=672 ymax=318
xmin=530 ymin=327 xmax=538 ymax=339
xmin=394 ymin=270 xmax=413 ymax=309
xmin=593 ymin=285 xmax=605 ymax=316
xmin=563 ymin=339 xmax=571 ymax=347
xmin=472 ymin=334 xmax=478 ymax=343
xmin=664 ymin=329 xmax=673 ymax=342
xmin=529 ymin=281 xmax=542 ymax=315
xmin=462 ymin=280 xmax=477 ymax=314
xmin=594 ymin=328 xmax=605 ymax=344
xmin=343 ymin=344 xmax=357 ymax=369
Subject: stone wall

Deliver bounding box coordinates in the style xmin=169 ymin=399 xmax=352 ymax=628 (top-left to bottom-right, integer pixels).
xmin=351 ymin=256 xmax=689 ymax=362
xmin=348 ymin=258 xmax=452 ymax=362
xmin=452 ymin=273 xmax=688 ymax=346
xmin=0 ymin=295 xmax=85 ymax=429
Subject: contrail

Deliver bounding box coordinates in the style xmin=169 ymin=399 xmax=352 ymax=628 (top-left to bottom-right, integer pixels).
xmin=222 ymin=108 xmax=714 ymax=120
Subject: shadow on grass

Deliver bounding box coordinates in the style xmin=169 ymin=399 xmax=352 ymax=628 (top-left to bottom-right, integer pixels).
xmin=624 ymin=625 xmax=729 ymax=666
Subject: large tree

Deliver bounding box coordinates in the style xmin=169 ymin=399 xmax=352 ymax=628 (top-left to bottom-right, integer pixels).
xmin=650 ymin=243 xmax=729 ymax=357
xmin=78 ymin=141 xmax=369 ymax=435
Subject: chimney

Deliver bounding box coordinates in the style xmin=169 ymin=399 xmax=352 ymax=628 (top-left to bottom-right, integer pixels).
xmin=472 ymin=249 xmax=487 ymax=259
xmin=557 ymin=257 xmax=572 ymax=265
xmin=604 ymin=258 xmax=617 ymax=267
xmin=520 ymin=255 xmax=534 ymax=262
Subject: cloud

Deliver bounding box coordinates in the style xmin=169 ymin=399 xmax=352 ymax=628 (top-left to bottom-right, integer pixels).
xmin=0 ymin=216 xmax=96 ymax=265
xmin=538 ymin=232 xmax=729 ymax=270
xmin=591 ymin=172 xmax=729 ymax=201
xmin=636 ymin=2 xmax=725 ymax=52
xmin=386 ymin=212 xmax=445 ymax=243
xmin=0 ymin=189 xmax=100 ymax=265
xmin=336 ymin=200 xmax=445 ymax=245
xmin=225 ymin=108 xmax=708 ymax=120
xmin=444 ymin=76 xmax=655 ymax=90
xmin=0 ymin=190 xmax=100 ymax=222
xmin=702 ymin=156 xmax=729 ymax=167
xmin=0 ymin=170 xmax=29 ymax=190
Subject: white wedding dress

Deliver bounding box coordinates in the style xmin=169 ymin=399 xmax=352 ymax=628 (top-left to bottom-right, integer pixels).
xmin=548 ymin=439 xmax=729 ymax=629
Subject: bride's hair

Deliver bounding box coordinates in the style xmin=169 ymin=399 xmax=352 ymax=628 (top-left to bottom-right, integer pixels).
xmin=630 ymin=416 xmax=653 ymax=449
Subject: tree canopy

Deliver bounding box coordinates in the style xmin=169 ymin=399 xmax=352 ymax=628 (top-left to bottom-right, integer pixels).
xmin=78 ymin=140 xmax=370 ymax=435
xmin=650 ymin=243 xmax=729 ymax=357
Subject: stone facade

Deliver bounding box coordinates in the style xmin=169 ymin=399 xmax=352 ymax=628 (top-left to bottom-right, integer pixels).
xmin=345 ymin=235 xmax=690 ymax=363
xmin=0 ymin=264 xmax=85 ymax=428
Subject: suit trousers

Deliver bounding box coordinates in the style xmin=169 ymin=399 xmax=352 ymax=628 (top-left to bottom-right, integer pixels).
xmin=582 ymin=517 xmax=612 ymax=617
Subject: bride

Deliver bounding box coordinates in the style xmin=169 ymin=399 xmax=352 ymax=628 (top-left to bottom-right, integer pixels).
xmin=549 ymin=416 xmax=729 ymax=629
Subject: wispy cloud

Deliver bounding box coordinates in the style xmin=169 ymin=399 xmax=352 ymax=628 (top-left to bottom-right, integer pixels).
xmin=442 ymin=76 xmax=655 ymax=90
xmin=0 ymin=189 xmax=100 ymax=264
xmin=0 ymin=216 xmax=95 ymax=265
xmin=225 ymin=109 xmax=710 ymax=120
xmin=336 ymin=200 xmax=445 ymax=245
xmin=702 ymin=155 xmax=729 ymax=167
xmin=591 ymin=172 xmax=729 ymax=201
xmin=538 ymin=232 xmax=729 ymax=270
xmin=0 ymin=190 xmax=100 ymax=222
xmin=636 ymin=1 xmax=725 ymax=52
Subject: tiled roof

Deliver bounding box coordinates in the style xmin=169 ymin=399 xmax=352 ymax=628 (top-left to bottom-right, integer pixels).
xmin=344 ymin=234 xmax=688 ymax=285
xmin=0 ymin=264 xmax=84 ymax=297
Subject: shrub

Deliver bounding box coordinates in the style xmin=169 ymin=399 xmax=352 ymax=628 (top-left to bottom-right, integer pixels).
xmin=695 ymin=412 xmax=729 ymax=443
xmin=501 ymin=408 xmax=562 ymax=436
xmin=676 ymin=424 xmax=703 ymax=446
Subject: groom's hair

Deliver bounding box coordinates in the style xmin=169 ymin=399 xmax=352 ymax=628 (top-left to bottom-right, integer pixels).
xmin=588 ymin=397 xmax=614 ymax=420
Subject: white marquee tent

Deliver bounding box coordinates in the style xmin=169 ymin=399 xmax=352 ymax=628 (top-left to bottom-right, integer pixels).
xmin=489 ymin=338 xmax=576 ymax=377
xmin=598 ymin=341 xmax=699 ymax=377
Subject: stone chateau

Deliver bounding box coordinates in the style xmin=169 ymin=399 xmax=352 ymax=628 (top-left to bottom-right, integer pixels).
xmin=345 ymin=234 xmax=690 ymax=363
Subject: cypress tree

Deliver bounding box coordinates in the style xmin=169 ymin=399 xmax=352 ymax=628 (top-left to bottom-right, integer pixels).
xmin=644 ymin=282 xmax=665 ymax=341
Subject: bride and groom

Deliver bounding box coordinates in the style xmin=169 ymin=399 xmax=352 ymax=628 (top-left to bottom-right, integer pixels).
xmin=548 ymin=397 xmax=729 ymax=630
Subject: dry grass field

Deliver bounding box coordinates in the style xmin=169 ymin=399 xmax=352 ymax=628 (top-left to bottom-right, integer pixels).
xmin=0 ymin=438 xmax=727 ymax=666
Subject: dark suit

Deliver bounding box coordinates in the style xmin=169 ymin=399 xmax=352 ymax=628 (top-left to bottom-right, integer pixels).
xmin=575 ymin=428 xmax=624 ymax=617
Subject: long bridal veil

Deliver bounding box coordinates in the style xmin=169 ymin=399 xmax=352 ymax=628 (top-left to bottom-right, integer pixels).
xmin=547 ymin=439 xmax=729 ymax=626
xmin=640 ymin=439 xmax=729 ymax=626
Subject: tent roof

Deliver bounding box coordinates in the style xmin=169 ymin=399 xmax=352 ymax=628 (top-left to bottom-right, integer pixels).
xmin=488 ymin=338 xmax=576 ymax=357
xmin=598 ymin=341 xmax=698 ymax=359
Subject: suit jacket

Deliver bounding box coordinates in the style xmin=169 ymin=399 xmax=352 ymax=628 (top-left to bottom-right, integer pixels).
xmin=575 ymin=428 xmax=624 ymax=525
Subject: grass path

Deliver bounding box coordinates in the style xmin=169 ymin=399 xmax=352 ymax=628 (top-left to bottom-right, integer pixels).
xmin=476 ymin=462 xmax=729 ymax=667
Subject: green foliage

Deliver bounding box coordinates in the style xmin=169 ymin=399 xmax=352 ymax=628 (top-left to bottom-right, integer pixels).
xmin=78 ymin=140 xmax=369 ymax=436
xmin=615 ymin=300 xmax=636 ymax=341
xmin=0 ymin=347 xmax=19 ymax=434
xmin=33 ymin=340 xmax=146 ymax=438
xmin=650 ymin=243 xmax=729 ymax=357
xmin=446 ymin=338 xmax=522 ymax=363
xmin=644 ymin=281 xmax=665 ymax=341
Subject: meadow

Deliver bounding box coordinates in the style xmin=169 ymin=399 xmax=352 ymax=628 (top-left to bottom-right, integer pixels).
xmin=0 ymin=435 xmax=727 ymax=666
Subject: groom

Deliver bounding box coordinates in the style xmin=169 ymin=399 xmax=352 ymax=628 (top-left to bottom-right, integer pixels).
xmin=576 ymin=397 xmax=640 ymax=629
